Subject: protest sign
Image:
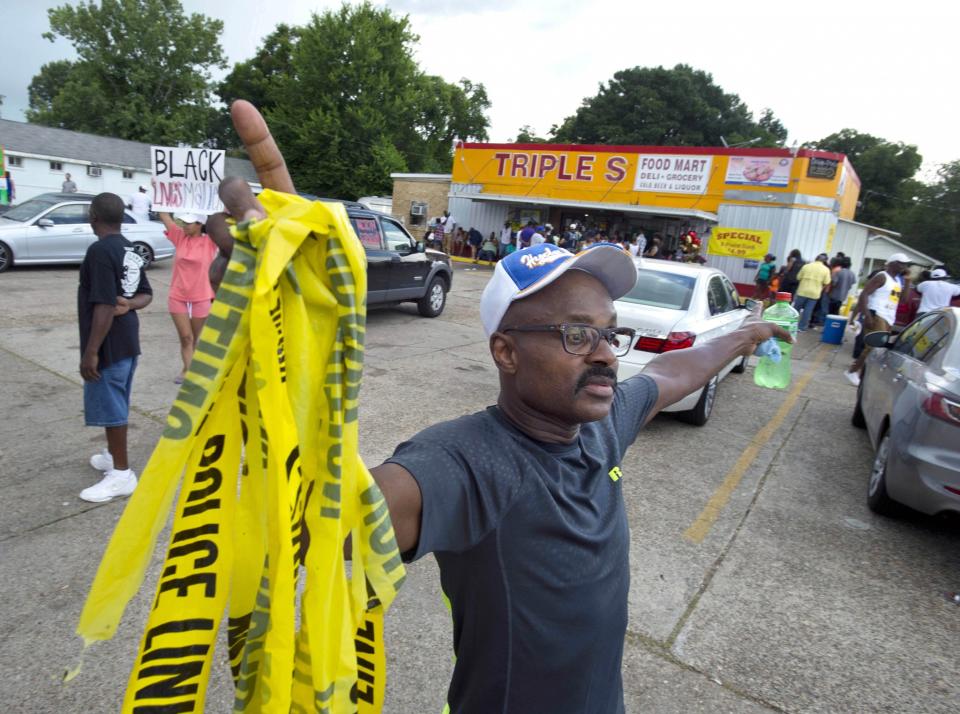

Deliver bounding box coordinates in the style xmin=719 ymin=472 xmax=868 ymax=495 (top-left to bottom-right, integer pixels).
xmin=707 ymin=227 xmax=772 ymax=260
xmin=151 ymin=146 xmax=226 ymax=214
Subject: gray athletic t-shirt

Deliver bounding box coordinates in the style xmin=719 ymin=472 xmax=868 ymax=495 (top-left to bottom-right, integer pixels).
xmin=387 ymin=375 xmax=659 ymax=714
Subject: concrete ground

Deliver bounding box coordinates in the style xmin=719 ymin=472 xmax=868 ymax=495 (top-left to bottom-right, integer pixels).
xmin=1 ymin=259 xmax=958 ymax=713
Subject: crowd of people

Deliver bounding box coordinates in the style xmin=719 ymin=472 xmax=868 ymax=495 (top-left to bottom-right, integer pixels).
xmin=424 ymin=215 xmax=705 ymax=264
xmin=753 ymin=249 xmax=857 ymax=331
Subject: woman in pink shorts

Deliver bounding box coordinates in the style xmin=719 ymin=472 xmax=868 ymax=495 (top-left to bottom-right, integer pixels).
xmin=158 ymin=212 xmax=218 ymax=383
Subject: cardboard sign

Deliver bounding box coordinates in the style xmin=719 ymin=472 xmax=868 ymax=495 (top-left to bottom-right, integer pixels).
xmin=151 ymin=146 xmax=226 ymax=214
xmin=707 ymin=227 xmax=772 ymax=260
xmin=633 ymin=154 xmax=713 ymax=194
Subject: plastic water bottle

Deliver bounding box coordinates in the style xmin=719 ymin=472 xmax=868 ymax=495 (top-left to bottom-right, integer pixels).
xmin=754 ymin=292 xmax=799 ymax=389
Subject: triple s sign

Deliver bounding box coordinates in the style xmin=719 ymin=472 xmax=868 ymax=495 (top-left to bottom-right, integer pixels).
xmin=490 ymin=151 xmax=714 ymax=195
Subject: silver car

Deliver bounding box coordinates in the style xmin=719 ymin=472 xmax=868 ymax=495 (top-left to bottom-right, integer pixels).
xmin=0 ymin=193 xmax=175 ymax=272
xmin=615 ymin=259 xmax=751 ymax=425
xmin=852 ymin=307 xmax=960 ymax=516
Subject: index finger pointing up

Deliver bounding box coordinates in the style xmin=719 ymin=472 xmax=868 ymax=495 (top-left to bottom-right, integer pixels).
xmin=230 ymin=100 xmax=296 ymax=195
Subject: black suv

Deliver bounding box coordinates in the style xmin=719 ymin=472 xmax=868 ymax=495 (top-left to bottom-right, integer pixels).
xmin=330 ymin=200 xmax=453 ymax=317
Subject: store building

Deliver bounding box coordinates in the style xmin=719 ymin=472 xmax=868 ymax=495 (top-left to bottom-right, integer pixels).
xmin=390 ymin=173 xmax=452 ymax=241
xmin=445 ymin=142 xmax=863 ymax=293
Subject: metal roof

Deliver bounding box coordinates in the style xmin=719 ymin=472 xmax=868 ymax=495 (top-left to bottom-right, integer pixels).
xmin=0 ymin=119 xmax=257 ymax=182
xmin=455 ymin=191 xmax=719 ymax=223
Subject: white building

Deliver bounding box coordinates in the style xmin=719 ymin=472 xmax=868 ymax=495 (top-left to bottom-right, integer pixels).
xmin=0 ymin=119 xmax=258 ymax=205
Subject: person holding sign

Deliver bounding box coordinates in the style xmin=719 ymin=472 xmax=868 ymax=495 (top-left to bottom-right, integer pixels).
xmin=155 ymin=207 xmax=218 ymax=383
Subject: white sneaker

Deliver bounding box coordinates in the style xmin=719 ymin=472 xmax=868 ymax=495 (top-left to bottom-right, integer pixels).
xmin=80 ymin=469 xmax=137 ymax=503
xmin=844 ymin=371 xmax=861 ymax=387
xmin=89 ymin=449 xmax=114 ymax=471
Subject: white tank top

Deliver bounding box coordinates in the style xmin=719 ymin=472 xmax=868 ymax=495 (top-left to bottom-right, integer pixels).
xmin=868 ymin=271 xmax=902 ymax=324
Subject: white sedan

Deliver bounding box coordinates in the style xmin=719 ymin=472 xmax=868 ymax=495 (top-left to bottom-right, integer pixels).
xmin=0 ymin=193 xmax=175 ymax=272
xmin=616 ymin=258 xmax=750 ymax=425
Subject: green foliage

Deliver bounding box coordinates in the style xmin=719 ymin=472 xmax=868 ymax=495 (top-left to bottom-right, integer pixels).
xmin=27 ymin=0 xmax=225 ymax=145
xmin=515 ymin=125 xmax=547 ymax=143
xmin=892 ymin=162 xmax=960 ymax=274
xmin=222 ymin=2 xmax=489 ymax=198
xmin=808 ymin=129 xmax=923 ymax=228
xmin=552 ymin=64 xmax=787 ymax=148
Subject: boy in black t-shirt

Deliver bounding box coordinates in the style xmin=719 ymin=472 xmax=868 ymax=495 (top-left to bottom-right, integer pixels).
xmin=78 ymin=193 xmax=153 ymax=503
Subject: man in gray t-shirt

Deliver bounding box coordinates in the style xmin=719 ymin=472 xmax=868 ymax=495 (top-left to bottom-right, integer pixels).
xmin=214 ymin=106 xmax=794 ymax=714
xmin=371 ymin=244 xmax=790 ymax=713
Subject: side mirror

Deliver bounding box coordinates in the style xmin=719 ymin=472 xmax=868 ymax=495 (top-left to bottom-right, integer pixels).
xmin=741 ymin=298 xmax=760 ymax=312
xmin=416 ymin=241 xmax=426 ymax=253
xmin=864 ymin=331 xmax=891 ymax=348
xmin=37 ymin=218 xmax=55 ymax=228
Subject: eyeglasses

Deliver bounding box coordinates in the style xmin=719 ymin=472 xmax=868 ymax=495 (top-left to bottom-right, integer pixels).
xmin=502 ymin=323 xmax=636 ymax=357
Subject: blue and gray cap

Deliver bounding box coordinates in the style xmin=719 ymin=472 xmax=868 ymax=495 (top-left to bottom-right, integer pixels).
xmin=479 ymin=243 xmax=638 ymax=337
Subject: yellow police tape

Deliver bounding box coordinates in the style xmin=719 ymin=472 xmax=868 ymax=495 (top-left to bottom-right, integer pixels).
xmin=74 ymin=190 xmax=406 ymax=712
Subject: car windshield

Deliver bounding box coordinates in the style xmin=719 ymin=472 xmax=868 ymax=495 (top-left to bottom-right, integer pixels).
xmin=619 ymin=268 xmax=696 ymax=310
xmin=1 ymin=198 xmax=60 ymax=222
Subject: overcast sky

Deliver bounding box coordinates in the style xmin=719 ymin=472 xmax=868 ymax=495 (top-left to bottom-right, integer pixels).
xmin=4 ymin=1 xmax=957 ymax=179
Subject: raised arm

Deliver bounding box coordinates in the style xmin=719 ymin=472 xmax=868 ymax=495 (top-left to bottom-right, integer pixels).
xmin=224 ymin=101 xmax=425 ymax=553
xmin=642 ymin=319 xmax=791 ymax=420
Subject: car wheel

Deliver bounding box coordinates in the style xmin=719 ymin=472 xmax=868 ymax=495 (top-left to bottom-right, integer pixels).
xmin=731 ymin=355 xmax=748 ymax=374
xmin=0 ymin=241 xmax=11 ymax=273
xmin=851 ymin=381 xmax=866 ymax=429
xmin=676 ymin=376 xmax=717 ymax=426
xmin=132 ymin=242 xmax=153 ymax=269
xmin=417 ymin=276 xmax=446 ymax=317
xmin=867 ymin=431 xmax=899 ymax=515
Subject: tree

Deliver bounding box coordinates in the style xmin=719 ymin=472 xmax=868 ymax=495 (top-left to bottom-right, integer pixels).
xmin=515 ymin=125 xmax=547 ymax=143
xmin=807 ymin=129 xmax=923 ymax=228
xmin=892 ymin=161 xmax=960 ymax=275
xmin=232 ymin=2 xmax=489 ymax=198
xmin=27 ymin=0 xmax=226 ymax=145
xmin=552 ymin=64 xmax=788 ymax=148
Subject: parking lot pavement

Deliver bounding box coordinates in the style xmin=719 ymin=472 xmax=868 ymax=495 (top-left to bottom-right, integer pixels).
xmin=1 ymin=261 xmax=958 ymax=713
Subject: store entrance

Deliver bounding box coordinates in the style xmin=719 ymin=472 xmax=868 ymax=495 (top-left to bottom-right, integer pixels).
xmin=550 ymin=208 xmax=712 ymax=255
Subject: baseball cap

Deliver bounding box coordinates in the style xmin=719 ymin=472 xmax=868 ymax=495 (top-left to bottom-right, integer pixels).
xmin=887 ymin=252 xmax=911 ymax=264
xmin=175 ymin=212 xmax=204 ymax=224
xmin=479 ymin=243 xmax=638 ymax=336
xmin=931 ymin=268 xmax=948 ymax=279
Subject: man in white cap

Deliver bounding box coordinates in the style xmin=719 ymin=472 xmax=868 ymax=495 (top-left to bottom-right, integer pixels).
xmin=915 ymin=267 xmax=960 ymax=317
xmin=369 ymin=244 xmax=790 ymax=712
xmin=213 ymin=104 xmax=793 ymax=714
xmin=845 ymin=252 xmax=912 ymax=386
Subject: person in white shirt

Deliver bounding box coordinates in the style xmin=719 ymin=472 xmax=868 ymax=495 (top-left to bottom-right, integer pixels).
xmin=498 ymin=221 xmax=513 ymax=258
xmin=530 ymin=226 xmax=546 ymax=246
xmin=129 ymin=186 xmax=151 ymax=223
xmin=915 ymin=268 xmax=960 ymax=316
xmin=635 ymin=231 xmax=647 ymax=256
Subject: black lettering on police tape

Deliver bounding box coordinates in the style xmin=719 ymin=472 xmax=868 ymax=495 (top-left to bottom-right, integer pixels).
xmin=167 ymin=539 xmax=219 ymax=570
xmin=140 ymin=643 xmax=210 ymax=663
xmin=132 ymin=702 xmax=194 ymax=713
xmin=159 ymin=572 xmax=216 ymax=598
xmin=134 ymin=660 xmax=204 ymax=703
xmin=186 ymin=467 xmax=222 ymax=503
xmin=181 ymin=498 xmax=221 ymax=518
xmin=142 ymin=618 xmax=214 ymax=651
xmin=172 ymin=523 xmax=219 ymax=543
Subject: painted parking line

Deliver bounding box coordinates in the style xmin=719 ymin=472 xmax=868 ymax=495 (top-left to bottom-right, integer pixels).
xmin=683 ymin=344 xmax=831 ymax=544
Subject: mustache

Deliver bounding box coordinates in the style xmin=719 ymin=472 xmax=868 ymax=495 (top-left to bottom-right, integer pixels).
xmin=575 ymin=365 xmax=618 ymax=393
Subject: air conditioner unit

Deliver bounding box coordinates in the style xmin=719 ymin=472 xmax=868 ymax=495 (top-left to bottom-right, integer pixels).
xmin=410 ymin=203 xmax=426 ymax=217
xmin=87 ymin=166 xmax=103 ymax=178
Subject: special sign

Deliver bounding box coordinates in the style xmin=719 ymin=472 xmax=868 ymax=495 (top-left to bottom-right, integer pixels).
xmin=151 ymin=146 xmax=226 ymax=214
xmin=633 ymin=154 xmax=713 ymax=194
xmin=707 ymin=227 xmax=773 ymax=260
